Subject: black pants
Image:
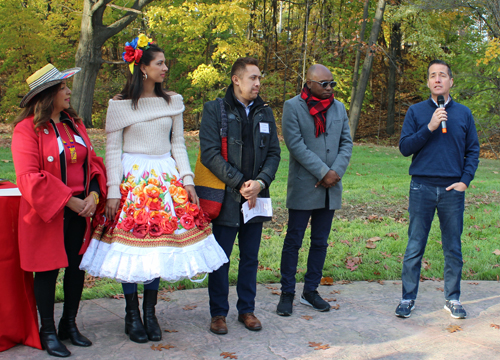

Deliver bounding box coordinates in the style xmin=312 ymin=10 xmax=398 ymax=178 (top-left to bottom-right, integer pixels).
xmin=33 ymin=206 xmax=87 ymax=320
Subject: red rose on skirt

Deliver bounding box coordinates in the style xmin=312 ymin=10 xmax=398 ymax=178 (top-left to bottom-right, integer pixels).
xmin=175 ymin=206 xmax=186 ymax=217
xmin=134 ymin=209 xmax=149 ymax=224
xmin=194 ymin=214 xmax=210 ymax=230
xmin=149 ymin=198 xmax=163 ymax=211
xmin=160 ymin=217 xmax=178 ymax=234
xmin=149 ymin=211 xmax=162 ymax=225
xmin=180 ymin=214 xmax=195 ymax=230
xmin=117 ymin=216 xmax=135 ymax=232
xmin=133 ymin=223 xmax=149 ymax=238
xmin=186 ymin=202 xmax=200 ymax=217
xmin=149 ymin=223 xmax=163 ymax=237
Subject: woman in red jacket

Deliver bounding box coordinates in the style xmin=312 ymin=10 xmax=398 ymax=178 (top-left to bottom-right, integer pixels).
xmin=11 ymin=64 xmax=107 ymax=358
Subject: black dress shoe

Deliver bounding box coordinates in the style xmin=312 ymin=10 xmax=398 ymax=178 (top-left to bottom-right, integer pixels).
xmin=40 ymin=317 xmax=71 ymax=358
xmin=58 ymin=308 xmax=92 ymax=347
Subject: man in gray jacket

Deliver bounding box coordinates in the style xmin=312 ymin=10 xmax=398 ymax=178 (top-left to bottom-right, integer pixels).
xmin=199 ymin=57 xmax=281 ymax=334
xmin=276 ymin=64 xmax=353 ymax=316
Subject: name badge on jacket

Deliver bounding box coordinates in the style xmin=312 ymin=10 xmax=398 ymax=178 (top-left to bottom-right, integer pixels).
xmin=259 ymin=122 xmax=270 ymax=134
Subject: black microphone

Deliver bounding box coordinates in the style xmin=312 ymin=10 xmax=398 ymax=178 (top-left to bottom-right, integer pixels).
xmin=437 ymin=95 xmax=447 ymax=134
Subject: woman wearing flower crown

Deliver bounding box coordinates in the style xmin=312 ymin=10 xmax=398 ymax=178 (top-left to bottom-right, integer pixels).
xmin=11 ymin=64 xmax=107 ymax=357
xmin=79 ymin=35 xmax=228 ymax=343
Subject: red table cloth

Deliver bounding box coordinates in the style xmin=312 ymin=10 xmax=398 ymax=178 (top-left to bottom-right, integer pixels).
xmin=0 ymin=181 xmax=41 ymax=352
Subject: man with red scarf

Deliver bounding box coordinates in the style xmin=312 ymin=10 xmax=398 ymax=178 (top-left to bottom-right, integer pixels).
xmin=276 ymin=64 xmax=353 ymax=316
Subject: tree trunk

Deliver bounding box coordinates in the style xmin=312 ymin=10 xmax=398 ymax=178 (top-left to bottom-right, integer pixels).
xmin=386 ymin=17 xmax=401 ymax=135
xmin=350 ymin=0 xmax=369 ymax=110
xmin=297 ymin=0 xmax=310 ymax=92
xmin=71 ymin=0 xmax=155 ymax=128
xmin=348 ymin=0 xmax=386 ymax=140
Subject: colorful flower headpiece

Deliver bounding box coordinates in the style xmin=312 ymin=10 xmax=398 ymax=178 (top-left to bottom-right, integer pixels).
xmin=122 ymin=34 xmax=154 ymax=74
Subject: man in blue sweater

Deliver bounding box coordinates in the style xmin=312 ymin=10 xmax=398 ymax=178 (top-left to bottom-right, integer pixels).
xmin=396 ymin=60 xmax=480 ymax=319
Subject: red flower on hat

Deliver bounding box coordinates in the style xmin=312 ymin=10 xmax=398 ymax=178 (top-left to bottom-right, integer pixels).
xmin=123 ymin=46 xmax=143 ymax=64
xmin=123 ymin=45 xmax=136 ymax=63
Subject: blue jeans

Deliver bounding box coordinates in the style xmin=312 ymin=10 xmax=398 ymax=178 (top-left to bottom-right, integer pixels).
xmin=280 ymin=205 xmax=335 ymax=294
xmin=208 ymin=218 xmax=263 ymax=317
xmin=402 ymin=181 xmax=465 ymax=301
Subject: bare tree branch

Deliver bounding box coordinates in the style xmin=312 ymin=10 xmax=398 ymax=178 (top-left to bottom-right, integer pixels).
xmin=91 ymin=0 xmax=112 ymax=14
xmin=106 ymin=3 xmax=143 ymax=14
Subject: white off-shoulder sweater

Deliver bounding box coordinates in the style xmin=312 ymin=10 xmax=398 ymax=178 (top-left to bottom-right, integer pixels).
xmin=105 ymin=95 xmax=194 ymax=199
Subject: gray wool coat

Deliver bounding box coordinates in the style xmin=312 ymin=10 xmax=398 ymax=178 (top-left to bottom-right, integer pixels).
xmin=282 ymin=95 xmax=353 ymax=210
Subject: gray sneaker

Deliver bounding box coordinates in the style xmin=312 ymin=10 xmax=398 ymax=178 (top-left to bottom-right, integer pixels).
xmin=444 ymin=300 xmax=467 ymax=319
xmin=395 ymin=299 xmax=415 ymax=318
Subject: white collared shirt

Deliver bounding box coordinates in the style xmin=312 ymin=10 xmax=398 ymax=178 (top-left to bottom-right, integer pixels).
xmin=236 ymin=99 xmax=254 ymax=116
xmin=431 ymin=95 xmax=451 ymax=107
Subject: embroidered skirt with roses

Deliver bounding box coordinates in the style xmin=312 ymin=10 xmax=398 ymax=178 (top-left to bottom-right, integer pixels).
xmin=80 ymin=152 xmax=228 ymax=283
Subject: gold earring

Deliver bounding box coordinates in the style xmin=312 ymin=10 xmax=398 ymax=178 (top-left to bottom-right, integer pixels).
xmin=143 ymin=72 xmax=147 ymax=80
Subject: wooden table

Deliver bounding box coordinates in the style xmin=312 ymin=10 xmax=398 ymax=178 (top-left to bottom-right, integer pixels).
xmin=0 ymin=181 xmax=41 ymax=352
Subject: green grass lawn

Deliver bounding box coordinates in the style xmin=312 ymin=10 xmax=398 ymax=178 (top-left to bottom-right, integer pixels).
xmin=2 ymin=136 xmax=499 ymax=301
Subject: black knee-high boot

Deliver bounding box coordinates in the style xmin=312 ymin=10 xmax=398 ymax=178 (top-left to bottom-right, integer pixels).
xmin=40 ymin=317 xmax=71 ymax=358
xmin=125 ymin=292 xmax=148 ymax=343
xmin=143 ymin=290 xmax=162 ymax=341
xmin=58 ymin=308 xmax=92 ymax=347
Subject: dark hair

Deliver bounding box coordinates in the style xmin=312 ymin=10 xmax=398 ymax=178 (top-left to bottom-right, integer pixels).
xmin=427 ymin=60 xmax=453 ymax=79
xmin=13 ymin=82 xmax=81 ymax=129
xmin=230 ymin=57 xmax=259 ymax=83
xmin=120 ymin=43 xmax=170 ymax=109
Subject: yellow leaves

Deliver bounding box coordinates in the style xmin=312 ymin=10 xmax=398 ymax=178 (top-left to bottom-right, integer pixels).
xmin=477 ymin=38 xmax=500 ymax=68
xmin=189 ymin=64 xmax=225 ymax=89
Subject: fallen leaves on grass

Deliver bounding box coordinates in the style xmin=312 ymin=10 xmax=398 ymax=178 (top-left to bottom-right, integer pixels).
xmin=301 ymin=315 xmax=313 ymax=320
xmin=384 ymin=264 xmax=390 ymax=270
xmin=493 ymin=249 xmax=500 ymax=256
xmin=490 ymin=324 xmax=500 ymax=330
xmin=346 ymin=259 xmax=359 ymax=271
xmin=422 ymin=258 xmax=431 ymax=270
xmin=475 ymin=245 xmax=481 ymax=252
xmin=182 ymin=305 xmax=197 ymax=311
xmin=420 ymin=275 xmax=442 ymax=282
xmin=320 ymin=277 xmax=334 ymax=285
xmin=377 ymin=280 xmax=385 ymax=285
xmin=340 ymin=239 xmax=352 ymax=247
xmin=308 ymin=342 xmax=330 ymax=350
xmin=386 ymin=232 xmax=399 ymax=240
xmin=373 ymin=271 xmax=381 ymax=275
xmin=164 ymin=329 xmax=178 ymax=333
xmin=1 ymin=159 xmax=11 ymax=163
xmin=380 ymin=251 xmax=392 ymax=258
xmin=220 ymin=352 xmax=238 ymax=359
xmin=331 ymin=304 xmax=340 ymax=310
xmin=446 ymin=325 xmax=462 ymax=333
xmin=151 ymin=344 xmax=175 ymax=351
xmin=366 ymin=241 xmax=377 ymax=249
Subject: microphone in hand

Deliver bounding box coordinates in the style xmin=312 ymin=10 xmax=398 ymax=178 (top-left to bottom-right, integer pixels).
xmin=437 ymin=95 xmax=447 ymax=134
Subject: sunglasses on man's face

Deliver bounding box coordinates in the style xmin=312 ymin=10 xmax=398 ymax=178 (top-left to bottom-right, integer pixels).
xmin=310 ymin=80 xmax=337 ymax=89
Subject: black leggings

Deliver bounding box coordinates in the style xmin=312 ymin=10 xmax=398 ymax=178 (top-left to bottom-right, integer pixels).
xmin=34 ymin=206 xmax=87 ymax=320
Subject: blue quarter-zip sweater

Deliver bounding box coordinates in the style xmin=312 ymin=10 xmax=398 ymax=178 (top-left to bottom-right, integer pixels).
xmin=399 ymin=98 xmax=480 ymax=187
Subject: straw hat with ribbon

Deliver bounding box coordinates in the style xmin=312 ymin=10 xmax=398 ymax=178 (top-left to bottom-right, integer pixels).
xmin=20 ymin=64 xmax=81 ymax=108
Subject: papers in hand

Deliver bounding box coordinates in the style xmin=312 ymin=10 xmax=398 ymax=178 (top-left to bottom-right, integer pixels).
xmin=0 ymin=187 xmax=21 ymax=196
xmin=242 ymin=198 xmax=273 ymax=224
